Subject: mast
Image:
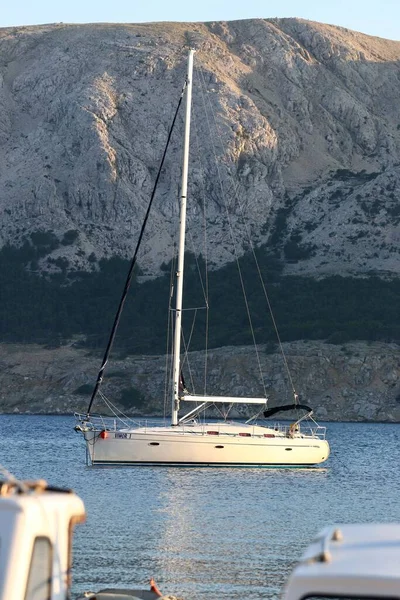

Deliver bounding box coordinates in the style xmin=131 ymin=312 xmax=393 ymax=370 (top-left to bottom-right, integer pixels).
xmin=172 ymin=49 xmax=195 ymax=426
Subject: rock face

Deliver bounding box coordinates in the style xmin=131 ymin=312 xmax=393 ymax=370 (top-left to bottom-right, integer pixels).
xmin=0 ymin=19 xmax=400 ymax=277
xmin=1 ymin=341 xmax=399 ymax=421
xmin=1 ymin=19 xmax=400 ymax=422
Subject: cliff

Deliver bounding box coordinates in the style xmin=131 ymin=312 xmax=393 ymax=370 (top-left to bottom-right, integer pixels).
xmin=1 ymin=19 xmax=400 ymax=420
xmin=0 ymin=19 xmax=400 ymax=277
xmin=1 ymin=341 xmax=399 ymax=421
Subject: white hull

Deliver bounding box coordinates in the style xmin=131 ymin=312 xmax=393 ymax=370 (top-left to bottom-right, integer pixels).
xmin=81 ymin=422 xmax=329 ymax=466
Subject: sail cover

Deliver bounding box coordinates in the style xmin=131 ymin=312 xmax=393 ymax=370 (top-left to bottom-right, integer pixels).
xmin=263 ymin=404 xmax=312 ymax=418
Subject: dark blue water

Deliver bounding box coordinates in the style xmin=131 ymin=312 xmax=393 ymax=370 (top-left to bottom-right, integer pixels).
xmin=1 ymin=415 xmax=399 ymax=600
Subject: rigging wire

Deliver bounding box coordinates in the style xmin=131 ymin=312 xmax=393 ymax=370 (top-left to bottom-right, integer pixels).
xmin=190 ymin=78 xmax=210 ymax=397
xmin=180 ymin=309 xmax=199 ymax=393
xmin=249 ymin=242 xmax=297 ymax=398
xmin=163 ymin=250 xmax=177 ymax=421
xmin=197 ymin=66 xmax=268 ymax=400
xmin=86 ymin=79 xmax=187 ymax=417
xmin=97 ymin=390 xmax=141 ymax=428
xmin=198 ymin=63 xmax=298 ymax=403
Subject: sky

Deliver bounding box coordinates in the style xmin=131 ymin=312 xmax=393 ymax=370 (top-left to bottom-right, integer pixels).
xmin=2 ymin=0 xmax=400 ymax=41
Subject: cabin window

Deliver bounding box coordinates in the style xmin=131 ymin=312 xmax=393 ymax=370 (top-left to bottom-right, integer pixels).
xmin=24 ymin=536 xmax=52 ymax=600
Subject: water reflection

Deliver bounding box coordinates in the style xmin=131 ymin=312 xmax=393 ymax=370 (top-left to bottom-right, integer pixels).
xmin=0 ymin=417 xmax=399 ymax=600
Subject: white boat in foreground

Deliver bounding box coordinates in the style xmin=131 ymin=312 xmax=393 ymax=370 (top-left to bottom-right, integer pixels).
xmin=283 ymin=523 xmax=400 ymax=600
xmin=0 ymin=471 xmax=171 ymax=600
xmin=1 ymin=470 xmax=398 ymax=600
xmin=74 ymin=49 xmax=330 ymax=467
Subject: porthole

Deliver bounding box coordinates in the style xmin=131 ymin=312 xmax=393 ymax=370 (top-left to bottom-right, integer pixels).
xmin=285 ymin=448 xmax=293 ymax=451
xmin=149 ymin=442 xmax=160 ymax=446
xmin=215 ymin=445 xmax=224 ymax=449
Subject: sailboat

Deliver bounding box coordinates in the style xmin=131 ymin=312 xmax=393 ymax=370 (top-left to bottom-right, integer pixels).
xmin=74 ymin=50 xmax=330 ymax=467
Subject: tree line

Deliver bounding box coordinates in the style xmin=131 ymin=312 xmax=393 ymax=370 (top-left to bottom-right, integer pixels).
xmin=0 ymin=242 xmax=399 ymax=353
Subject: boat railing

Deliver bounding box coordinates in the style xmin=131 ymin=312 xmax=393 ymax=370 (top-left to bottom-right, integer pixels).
xmin=74 ymin=413 xmax=327 ymax=439
xmin=173 ymin=421 xmax=328 ymax=439
xmin=180 ymin=422 xmax=327 ymax=439
xmin=74 ymin=413 xmax=168 ymax=432
xmin=74 ymin=412 xmax=118 ymax=431
xmin=270 ymin=422 xmax=327 ymax=439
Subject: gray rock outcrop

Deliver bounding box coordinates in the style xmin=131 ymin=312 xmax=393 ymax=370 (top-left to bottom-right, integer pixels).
xmin=1 ymin=19 xmax=400 ymax=421
xmin=1 ymin=341 xmax=399 ymax=421
xmin=0 ymin=19 xmax=399 ymax=277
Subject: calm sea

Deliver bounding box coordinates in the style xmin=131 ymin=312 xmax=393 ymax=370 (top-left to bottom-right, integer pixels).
xmin=0 ymin=415 xmax=399 ymax=600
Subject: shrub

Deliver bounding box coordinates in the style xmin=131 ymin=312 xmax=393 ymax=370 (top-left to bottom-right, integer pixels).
xmin=284 ymin=238 xmax=315 ymax=260
xmin=62 ymin=230 xmax=79 ymax=245
xmin=326 ymin=331 xmax=351 ymax=345
xmin=119 ymin=386 xmax=146 ymax=409
xmin=74 ymin=384 xmax=94 ymax=395
xmin=30 ymin=230 xmax=59 ymax=254
xmin=265 ymin=341 xmax=277 ymax=354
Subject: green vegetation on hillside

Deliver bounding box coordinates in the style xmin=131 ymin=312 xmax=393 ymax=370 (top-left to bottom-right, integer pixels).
xmin=0 ymin=242 xmax=399 ymax=353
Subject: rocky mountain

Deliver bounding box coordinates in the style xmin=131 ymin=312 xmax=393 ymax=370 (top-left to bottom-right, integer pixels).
xmin=1 ymin=19 xmax=400 ymax=420
xmin=0 ymin=18 xmax=400 ymax=277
